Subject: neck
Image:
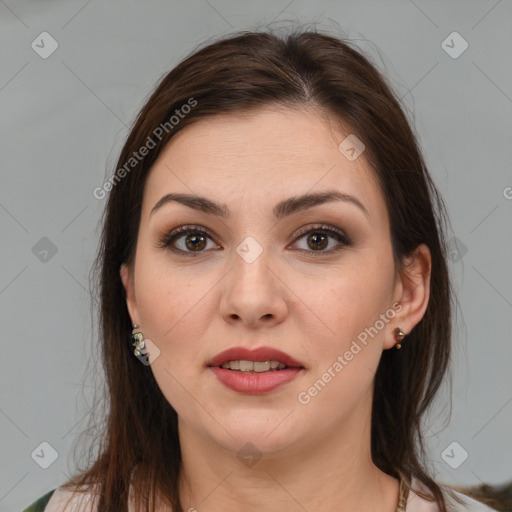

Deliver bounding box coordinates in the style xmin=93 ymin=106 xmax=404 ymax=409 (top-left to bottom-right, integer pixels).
xmin=175 ymin=399 xmax=400 ymax=512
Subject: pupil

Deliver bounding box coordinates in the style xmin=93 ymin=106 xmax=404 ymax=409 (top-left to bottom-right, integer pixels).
xmin=186 ymin=234 xmax=206 ymax=251
xmin=309 ymin=233 xmax=327 ymax=250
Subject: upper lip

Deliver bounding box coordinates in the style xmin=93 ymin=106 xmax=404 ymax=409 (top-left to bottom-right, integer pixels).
xmin=207 ymin=346 xmax=305 ymax=368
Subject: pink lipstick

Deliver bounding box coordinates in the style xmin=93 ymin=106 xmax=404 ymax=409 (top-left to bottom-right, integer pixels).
xmin=207 ymin=346 xmax=305 ymax=395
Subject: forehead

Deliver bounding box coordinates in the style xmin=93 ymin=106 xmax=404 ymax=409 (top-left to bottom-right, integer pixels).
xmin=143 ymin=107 xmax=385 ymax=226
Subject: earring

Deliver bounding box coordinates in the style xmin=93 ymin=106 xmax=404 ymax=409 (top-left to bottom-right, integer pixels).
xmin=393 ymin=327 xmax=405 ymax=349
xmin=129 ymin=324 xmax=146 ymax=357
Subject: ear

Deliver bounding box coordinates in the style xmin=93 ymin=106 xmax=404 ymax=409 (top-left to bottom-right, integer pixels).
xmin=120 ymin=263 xmax=139 ymax=326
xmin=385 ymin=243 xmax=432 ymax=349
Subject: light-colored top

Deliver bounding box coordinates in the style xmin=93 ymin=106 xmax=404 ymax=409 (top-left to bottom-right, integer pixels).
xmin=33 ymin=477 xmax=498 ymax=512
xmin=403 ymin=480 xmax=497 ymax=512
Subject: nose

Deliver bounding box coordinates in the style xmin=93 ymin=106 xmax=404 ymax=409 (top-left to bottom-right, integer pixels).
xmin=219 ymin=243 xmax=288 ymax=328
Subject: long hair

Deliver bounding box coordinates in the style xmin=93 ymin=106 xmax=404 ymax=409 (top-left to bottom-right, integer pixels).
xmin=61 ymin=26 xmax=467 ymax=512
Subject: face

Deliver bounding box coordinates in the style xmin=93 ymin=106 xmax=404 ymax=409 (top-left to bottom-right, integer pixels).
xmin=121 ymin=106 xmax=415 ymax=458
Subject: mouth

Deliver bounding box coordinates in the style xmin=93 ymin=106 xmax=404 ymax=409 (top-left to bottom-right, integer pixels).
xmin=207 ymin=346 xmax=305 ymax=371
xmin=206 ymin=346 xmax=305 ymax=394
xmin=217 ymin=360 xmax=294 ymax=373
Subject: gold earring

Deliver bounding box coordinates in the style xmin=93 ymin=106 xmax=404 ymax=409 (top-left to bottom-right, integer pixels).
xmin=393 ymin=327 xmax=405 ymax=349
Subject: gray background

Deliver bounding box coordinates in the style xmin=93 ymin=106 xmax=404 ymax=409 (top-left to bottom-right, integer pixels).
xmin=1 ymin=1 xmax=511 ymax=510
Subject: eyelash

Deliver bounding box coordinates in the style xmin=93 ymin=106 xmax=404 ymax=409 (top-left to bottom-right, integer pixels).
xmin=156 ymin=223 xmax=352 ymax=258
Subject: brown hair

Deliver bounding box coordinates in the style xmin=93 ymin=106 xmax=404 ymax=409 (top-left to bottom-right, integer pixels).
xmin=61 ymin=26 xmax=471 ymax=512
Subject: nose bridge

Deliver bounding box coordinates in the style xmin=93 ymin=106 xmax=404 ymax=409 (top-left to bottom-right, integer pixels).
xmin=219 ymin=231 xmax=288 ymax=325
xmin=232 ymin=233 xmax=273 ymax=286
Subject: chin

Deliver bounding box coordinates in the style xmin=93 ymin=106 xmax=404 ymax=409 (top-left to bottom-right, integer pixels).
xmin=209 ymin=417 xmax=303 ymax=458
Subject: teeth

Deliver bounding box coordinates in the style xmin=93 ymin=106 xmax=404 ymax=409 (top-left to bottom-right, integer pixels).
xmin=239 ymin=360 xmax=253 ymax=372
xmin=220 ymin=360 xmax=288 ymax=372
xmin=229 ymin=360 xmax=240 ymax=370
xmin=253 ymin=361 xmax=270 ymax=372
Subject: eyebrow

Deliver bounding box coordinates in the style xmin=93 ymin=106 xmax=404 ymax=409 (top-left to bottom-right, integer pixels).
xmin=150 ymin=189 xmax=370 ymax=221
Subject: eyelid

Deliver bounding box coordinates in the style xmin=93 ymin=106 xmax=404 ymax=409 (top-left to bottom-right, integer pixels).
xmin=155 ymin=224 xmax=219 ymax=250
xmin=289 ymin=223 xmax=351 ymax=256
xmin=157 ymin=222 xmax=351 ymax=255
xmin=292 ymin=223 xmax=348 ymax=241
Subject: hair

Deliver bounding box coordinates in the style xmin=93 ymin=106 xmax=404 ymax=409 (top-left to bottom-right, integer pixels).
xmin=59 ymin=26 xmax=472 ymax=512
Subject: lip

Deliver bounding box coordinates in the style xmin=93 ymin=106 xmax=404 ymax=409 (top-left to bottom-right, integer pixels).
xmin=207 ymin=346 xmax=305 ymax=395
xmin=209 ymin=367 xmax=303 ymax=394
xmin=207 ymin=346 xmax=305 ymax=368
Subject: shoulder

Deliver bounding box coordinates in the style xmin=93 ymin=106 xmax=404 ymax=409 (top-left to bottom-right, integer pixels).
xmin=442 ymin=488 xmax=499 ymax=511
xmin=22 ymin=490 xmax=56 ymax=512
xmin=23 ymin=481 xmax=144 ymax=512
xmin=23 ymin=485 xmax=101 ymax=512
xmin=406 ymin=480 xmax=499 ymax=512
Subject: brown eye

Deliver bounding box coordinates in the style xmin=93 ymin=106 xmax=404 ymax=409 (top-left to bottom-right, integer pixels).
xmin=157 ymin=225 xmax=220 ymax=256
xmin=291 ymin=224 xmax=351 ymax=256
xmin=157 ymin=223 xmax=351 ymax=258
xmin=183 ymin=233 xmax=207 ymax=251
xmin=305 ymin=232 xmax=329 ymax=250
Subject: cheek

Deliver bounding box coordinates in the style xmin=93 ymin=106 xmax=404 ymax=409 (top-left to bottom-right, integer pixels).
xmin=297 ymin=260 xmax=392 ymax=384
xmin=133 ymin=254 xmax=220 ymax=387
xmin=134 ymin=255 xmax=202 ymax=340
xmin=300 ymin=269 xmax=386 ymax=345
xmin=296 ymin=278 xmax=385 ymax=417
xmin=134 ymin=268 xmax=207 ymax=417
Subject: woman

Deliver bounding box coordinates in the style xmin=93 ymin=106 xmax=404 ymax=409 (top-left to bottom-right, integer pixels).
xmin=22 ymin=28 xmax=500 ymax=512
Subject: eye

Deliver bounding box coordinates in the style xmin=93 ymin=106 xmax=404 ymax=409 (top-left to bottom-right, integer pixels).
xmin=157 ymin=223 xmax=351 ymax=257
xmin=289 ymin=224 xmax=351 ymax=256
xmin=156 ymin=225 xmax=220 ymax=257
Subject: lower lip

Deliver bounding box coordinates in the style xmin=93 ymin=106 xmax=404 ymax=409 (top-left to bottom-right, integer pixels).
xmin=209 ymin=367 xmax=303 ymax=394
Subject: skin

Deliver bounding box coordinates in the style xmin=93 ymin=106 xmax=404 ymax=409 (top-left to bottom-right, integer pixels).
xmin=121 ymin=106 xmax=431 ymax=512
